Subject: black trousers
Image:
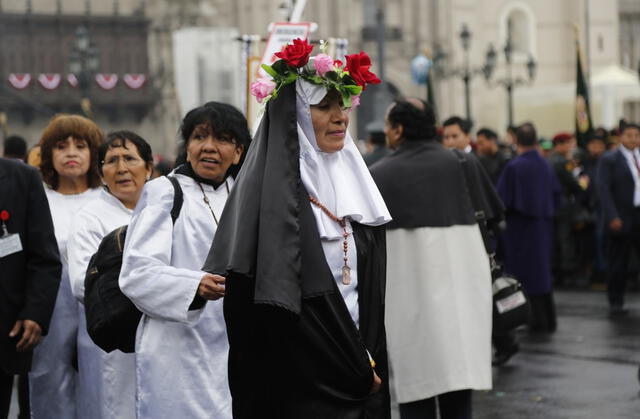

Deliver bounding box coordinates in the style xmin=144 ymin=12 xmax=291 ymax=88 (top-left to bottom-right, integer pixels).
xmin=398 ymin=390 xmax=471 ymax=419
xmin=528 ymin=293 xmax=557 ymax=333
xmin=605 ymin=211 xmax=640 ymax=307
xmin=0 ymin=370 xmax=12 ymax=419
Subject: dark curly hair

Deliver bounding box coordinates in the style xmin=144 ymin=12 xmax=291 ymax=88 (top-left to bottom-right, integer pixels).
xmin=38 ymin=114 xmax=104 ymax=190
xmin=387 ymin=99 xmax=437 ymax=141
xmin=180 ymin=101 xmax=251 ymax=179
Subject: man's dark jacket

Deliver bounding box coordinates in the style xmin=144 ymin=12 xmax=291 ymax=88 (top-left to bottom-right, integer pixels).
xmin=596 ymin=148 xmax=637 ymax=235
xmin=0 ymin=158 xmax=61 ymax=374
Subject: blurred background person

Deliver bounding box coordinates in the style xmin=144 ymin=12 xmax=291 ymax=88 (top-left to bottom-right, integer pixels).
xmin=475 ymin=127 xmax=510 ymax=185
xmin=67 ymin=131 xmax=154 ymax=419
xmin=442 ymin=116 xmax=473 ymax=152
xmin=548 ymin=132 xmax=587 ymax=286
xmin=119 ymin=102 xmax=250 ymax=418
xmin=2 ymin=135 xmax=27 ymax=161
xmin=363 ymin=121 xmax=391 ymax=167
xmin=596 ymin=120 xmax=640 ymax=315
xmin=372 ymin=99 xmax=501 ymax=419
xmin=497 ymin=123 xmax=561 ymax=333
xmin=26 ymin=146 xmax=41 ymax=169
xmin=581 ymin=134 xmax=608 ymax=285
xmin=0 ymin=157 xmax=61 ymax=419
xmin=30 ymin=114 xmax=103 ymax=419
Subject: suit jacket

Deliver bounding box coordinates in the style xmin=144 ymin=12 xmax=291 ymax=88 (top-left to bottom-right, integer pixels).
xmin=0 ymin=158 xmax=61 ymax=374
xmin=596 ymin=149 xmax=637 ymax=235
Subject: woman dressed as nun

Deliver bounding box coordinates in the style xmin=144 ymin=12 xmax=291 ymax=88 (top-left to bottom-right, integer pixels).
xmin=119 ymin=102 xmax=251 ymax=419
xmin=204 ymin=39 xmax=392 ymax=419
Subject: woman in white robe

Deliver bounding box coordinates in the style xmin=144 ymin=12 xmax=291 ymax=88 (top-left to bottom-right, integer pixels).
xmin=29 ymin=114 xmax=104 ymax=419
xmin=67 ymin=131 xmax=154 ymax=419
xmin=119 ymin=102 xmax=250 ymax=419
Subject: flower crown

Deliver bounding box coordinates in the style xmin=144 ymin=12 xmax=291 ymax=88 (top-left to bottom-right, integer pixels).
xmin=250 ymin=38 xmax=381 ymax=109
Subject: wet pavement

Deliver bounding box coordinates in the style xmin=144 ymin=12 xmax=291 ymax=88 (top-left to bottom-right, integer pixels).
xmin=475 ymin=288 xmax=640 ymax=419
xmin=9 ymin=289 xmax=640 ymax=418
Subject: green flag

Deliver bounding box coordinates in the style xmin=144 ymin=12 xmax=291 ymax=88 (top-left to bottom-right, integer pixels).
xmin=575 ymin=43 xmax=593 ymax=149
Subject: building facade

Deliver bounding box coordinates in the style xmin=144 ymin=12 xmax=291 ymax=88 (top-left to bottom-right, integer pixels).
xmin=1 ymin=0 xmax=637 ymax=155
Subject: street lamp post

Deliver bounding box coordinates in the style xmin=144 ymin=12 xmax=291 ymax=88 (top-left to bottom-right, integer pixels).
xmin=432 ymin=23 xmax=495 ymax=123
xmin=484 ymin=19 xmax=537 ymax=127
xmin=69 ymin=25 xmax=99 ymax=118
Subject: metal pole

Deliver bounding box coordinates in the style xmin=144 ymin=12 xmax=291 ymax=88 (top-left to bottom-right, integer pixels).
xmin=464 ymin=72 xmax=471 ymax=121
xmin=289 ymin=0 xmax=307 ymax=23
xmin=507 ymin=82 xmax=513 ymax=127
xmin=463 ymin=47 xmax=471 ymax=121
xmin=376 ymin=0 xmax=385 ymax=81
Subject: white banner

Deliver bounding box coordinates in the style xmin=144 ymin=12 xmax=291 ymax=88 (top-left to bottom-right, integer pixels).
xmin=95 ymin=73 xmax=118 ymax=90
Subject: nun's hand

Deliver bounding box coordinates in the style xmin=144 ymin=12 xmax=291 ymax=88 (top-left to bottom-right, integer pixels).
xmin=198 ymin=274 xmax=226 ymax=300
xmin=370 ymin=370 xmax=382 ymax=394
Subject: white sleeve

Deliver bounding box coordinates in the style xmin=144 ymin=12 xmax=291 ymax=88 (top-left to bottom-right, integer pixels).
xmin=119 ymin=177 xmax=205 ymax=324
xmin=67 ymin=211 xmax=104 ymax=303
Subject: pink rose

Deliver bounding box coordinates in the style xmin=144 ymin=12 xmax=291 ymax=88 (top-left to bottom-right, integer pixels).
xmin=313 ymin=54 xmax=334 ymax=76
xmin=250 ymin=77 xmax=276 ymax=103
xmin=350 ymin=94 xmax=361 ymax=109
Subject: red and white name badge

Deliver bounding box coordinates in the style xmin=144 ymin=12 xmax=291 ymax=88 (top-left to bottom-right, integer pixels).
xmin=0 ymin=210 xmax=22 ymax=258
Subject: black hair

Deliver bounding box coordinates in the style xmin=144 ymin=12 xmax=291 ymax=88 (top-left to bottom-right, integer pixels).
xmin=3 ymin=135 xmax=27 ymax=160
xmin=442 ymin=116 xmax=472 ymax=134
xmin=180 ymin=101 xmax=251 ymax=178
xmin=476 ymin=127 xmax=498 ymax=141
xmin=369 ymin=131 xmax=386 ymax=146
xmin=98 ymin=130 xmax=153 ymax=176
xmin=619 ymin=119 xmax=640 ymax=135
xmin=587 ymin=134 xmax=606 ymax=144
xmin=515 ymin=122 xmax=537 ymax=147
xmin=387 ymin=99 xmax=437 ymax=141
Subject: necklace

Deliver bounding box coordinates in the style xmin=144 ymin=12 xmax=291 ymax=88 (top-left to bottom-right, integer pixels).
xmin=308 ymin=195 xmax=351 ymax=285
xmin=196 ymin=181 xmax=229 ymax=226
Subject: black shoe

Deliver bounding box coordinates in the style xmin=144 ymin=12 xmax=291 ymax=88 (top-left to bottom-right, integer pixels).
xmin=492 ymin=343 xmax=519 ymax=366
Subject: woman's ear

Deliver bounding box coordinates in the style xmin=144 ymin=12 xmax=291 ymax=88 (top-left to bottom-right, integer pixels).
xmin=232 ymin=145 xmax=244 ymax=165
xmin=145 ymin=163 xmax=153 ymax=181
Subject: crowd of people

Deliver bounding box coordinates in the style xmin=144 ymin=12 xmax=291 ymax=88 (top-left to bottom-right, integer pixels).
xmin=1 ymin=38 xmax=639 ymax=419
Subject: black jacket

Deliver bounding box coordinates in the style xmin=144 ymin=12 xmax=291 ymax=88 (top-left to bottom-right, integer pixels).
xmin=0 ymin=158 xmax=61 ymax=374
xmin=597 ymin=148 xmax=638 ymax=235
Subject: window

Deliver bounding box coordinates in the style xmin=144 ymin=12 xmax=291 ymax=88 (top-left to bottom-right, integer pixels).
xmin=499 ymin=1 xmax=537 ymax=59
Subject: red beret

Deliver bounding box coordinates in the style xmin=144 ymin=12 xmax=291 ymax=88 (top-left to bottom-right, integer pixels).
xmin=552 ymin=132 xmax=573 ymax=145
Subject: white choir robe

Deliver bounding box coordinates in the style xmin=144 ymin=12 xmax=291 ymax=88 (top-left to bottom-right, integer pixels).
xmin=30 ymin=187 xmax=101 ymax=419
xmin=119 ymin=174 xmax=233 ymax=419
xmin=385 ymin=225 xmax=493 ymax=404
xmin=67 ymin=189 xmax=136 ymax=419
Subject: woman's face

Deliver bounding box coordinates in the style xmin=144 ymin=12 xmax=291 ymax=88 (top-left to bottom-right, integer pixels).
xmin=101 ymin=139 xmax=152 ymax=208
xmin=310 ymin=92 xmax=349 ymax=153
xmin=52 ymin=136 xmax=91 ymax=181
xmin=186 ymin=123 xmax=244 ymax=182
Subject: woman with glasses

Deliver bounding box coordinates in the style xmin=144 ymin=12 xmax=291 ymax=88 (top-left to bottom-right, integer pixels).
xmin=30 ymin=114 xmax=103 ymax=418
xmin=118 ymin=102 xmax=251 ymax=418
xmin=67 ymin=131 xmax=153 ymax=419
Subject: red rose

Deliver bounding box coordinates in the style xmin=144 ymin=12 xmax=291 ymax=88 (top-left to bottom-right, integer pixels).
xmin=274 ymin=38 xmax=314 ymax=68
xmin=344 ymin=51 xmax=381 ymax=89
xmin=0 ymin=210 xmax=8 ymax=221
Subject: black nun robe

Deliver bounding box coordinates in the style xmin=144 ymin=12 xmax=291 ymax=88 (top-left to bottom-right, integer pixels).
xmin=202 ymin=83 xmax=391 ymax=419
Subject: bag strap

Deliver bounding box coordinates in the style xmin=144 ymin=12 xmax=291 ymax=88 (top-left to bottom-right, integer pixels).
xmin=166 ymin=175 xmax=183 ymax=224
xmin=453 ymin=149 xmax=492 ymax=251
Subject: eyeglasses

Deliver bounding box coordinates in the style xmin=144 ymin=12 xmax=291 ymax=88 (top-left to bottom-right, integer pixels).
xmin=101 ymin=155 xmax=144 ymax=167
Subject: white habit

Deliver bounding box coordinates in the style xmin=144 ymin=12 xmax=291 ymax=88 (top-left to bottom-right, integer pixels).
xmin=385 ymin=225 xmax=492 ymax=403
xmin=30 ymin=187 xmax=100 ymax=419
xmin=119 ymin=174 xmax=233 ymax=419
xmin=67 ymin=189 xmax=136 ymax=419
